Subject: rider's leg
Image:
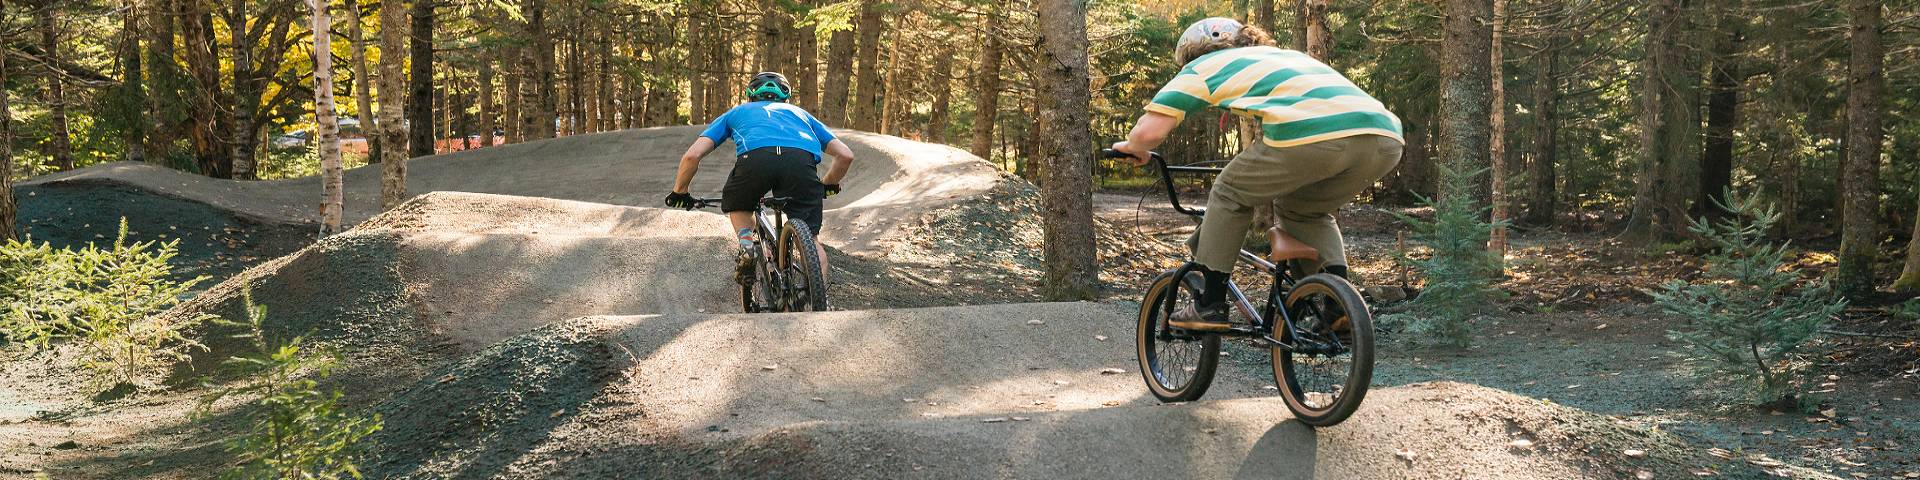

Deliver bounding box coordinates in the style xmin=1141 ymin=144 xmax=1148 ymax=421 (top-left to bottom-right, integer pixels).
xmin=1271 ymin=135 xmax=1405 ymax=278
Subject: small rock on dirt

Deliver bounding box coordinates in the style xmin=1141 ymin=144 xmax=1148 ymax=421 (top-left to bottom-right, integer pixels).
xmin=982 ymin=417 xmax=1009 ymax=423
xmin=762 ymin=364 xmax=779 ymax=371
xmin=1623 ymin=449 xmax=1646 ymax=458
xmin=1100 ymin=368 xmax=1126 ymax=375
xmin=1394 ymin=449 xmax=1418 ymax=462
xmin=1508 ymin=439 xmax=1534 ymax=449
xmin=1027 ymin=320 xmax=1045 ymax=325
xmin=53 ymin=440 xmax=79 ymax=450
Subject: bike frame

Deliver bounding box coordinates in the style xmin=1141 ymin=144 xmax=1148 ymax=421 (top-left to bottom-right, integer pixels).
xmin=1145 ymin=153 xmax=1346 ymax=355
xmin=693 ymin=196 xmax=797 ymax=310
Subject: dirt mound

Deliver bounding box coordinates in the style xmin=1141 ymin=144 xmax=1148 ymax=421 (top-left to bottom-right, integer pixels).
xmin=18 ymin=127 xmax=1000 ymax=257
xmin=10 ymin=178 xmax=310 ymax=280
xmin=157 ymin=192 xmax=743 ymax=377
xmin=354 ymin=304 xmax=1810 ymax=480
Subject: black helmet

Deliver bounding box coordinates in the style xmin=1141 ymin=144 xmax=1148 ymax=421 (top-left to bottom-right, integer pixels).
xmin=745 ymin=72 xmax=792 ymax=102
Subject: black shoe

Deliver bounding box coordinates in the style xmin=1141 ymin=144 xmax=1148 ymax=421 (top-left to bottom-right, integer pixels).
xmin=1168 ymin=302 xmax=1231 ymax=331
xmin=734 ymin=249 xmax=756 ymax=285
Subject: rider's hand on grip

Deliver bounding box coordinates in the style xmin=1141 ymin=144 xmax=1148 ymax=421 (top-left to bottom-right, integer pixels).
xmin=824 ymin=184 xmax=841 ymax=197
xmin=1104 ymin=143 xmax=1156 ymax=167
xmin=664 ymin=191 xmax=696 ymax=210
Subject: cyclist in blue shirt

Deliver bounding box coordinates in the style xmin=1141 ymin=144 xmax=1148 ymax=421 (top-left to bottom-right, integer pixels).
xmin=666 ymin=72 xmax=857 ymax=278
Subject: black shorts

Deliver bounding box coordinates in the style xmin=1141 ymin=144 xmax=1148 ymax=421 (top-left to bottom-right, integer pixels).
xmin=722 ymin=146 xmax=826 ymax=234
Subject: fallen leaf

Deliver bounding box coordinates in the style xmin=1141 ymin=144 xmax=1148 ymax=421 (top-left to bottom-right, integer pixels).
xmin=1094 ymin=335 xmax=1109 ymax=341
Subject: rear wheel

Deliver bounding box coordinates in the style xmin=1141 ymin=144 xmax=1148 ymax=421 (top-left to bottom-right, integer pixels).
xmin=1137 ymin=270 xmax=1220 ymax=402
xmin=1271 ymin=273 xmax=1374 ymax=426
xmin=779 ymin=221 xmax=830 ymax=312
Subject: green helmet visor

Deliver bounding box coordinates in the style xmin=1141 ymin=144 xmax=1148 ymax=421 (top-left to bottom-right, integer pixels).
xmin=748 ymin=82 xmax=790 ymax=100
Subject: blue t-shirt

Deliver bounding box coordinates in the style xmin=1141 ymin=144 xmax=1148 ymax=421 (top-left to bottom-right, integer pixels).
xmin=699 ymin=101 xmax=838 ymax=163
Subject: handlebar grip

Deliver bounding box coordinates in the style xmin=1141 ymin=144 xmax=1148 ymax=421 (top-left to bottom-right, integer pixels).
xmin=1100 ymin=149 xmax=1164 ymax=162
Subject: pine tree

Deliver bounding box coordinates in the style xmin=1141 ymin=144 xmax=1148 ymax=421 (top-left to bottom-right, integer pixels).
xmin=1654 ymin=193 xmax=1845 ymax=405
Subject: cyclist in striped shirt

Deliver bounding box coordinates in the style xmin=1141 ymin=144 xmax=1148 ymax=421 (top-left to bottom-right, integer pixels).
xmin=1110 ymin=17 xmax=1404 ymax=331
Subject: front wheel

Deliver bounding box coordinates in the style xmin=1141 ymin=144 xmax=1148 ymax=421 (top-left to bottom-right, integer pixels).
xmin=778 ymin=221 xmax=830 ymax=312
xmin=1271 ymin=273 xmax=1374 ymax=426
xmin=1137 ymin=270 xmax=1221 ymax=402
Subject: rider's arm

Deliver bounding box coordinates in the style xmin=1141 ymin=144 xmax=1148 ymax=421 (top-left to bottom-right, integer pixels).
xmin=1112 ymin=111 xmax=1181 ymax=165
xmin=820 ymin=139 xmax=856 ymax=185
xmin=672 ymin=137 xmax=718 ymax=194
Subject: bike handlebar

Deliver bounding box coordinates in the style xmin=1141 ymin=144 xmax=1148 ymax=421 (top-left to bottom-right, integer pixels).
xmin=1100 ymin=148 xmax=1210 ymax=218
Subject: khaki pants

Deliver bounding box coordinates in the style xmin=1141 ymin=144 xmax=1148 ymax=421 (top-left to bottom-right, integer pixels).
xmin=1189 ymin=134 xmax=1403 ymax=274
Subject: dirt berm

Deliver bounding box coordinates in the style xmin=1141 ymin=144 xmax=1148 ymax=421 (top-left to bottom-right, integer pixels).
xmin=356 ymin=304 xmax=1800 ymax=480
xmin=16 ymin=126 xmax=999 ymax=256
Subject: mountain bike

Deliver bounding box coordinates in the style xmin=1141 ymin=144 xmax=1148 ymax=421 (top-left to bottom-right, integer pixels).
xmin=686 ymin=196 xmax=829 ymax=313
xmin=1101 ymin=149 xmax=1375 ymax=427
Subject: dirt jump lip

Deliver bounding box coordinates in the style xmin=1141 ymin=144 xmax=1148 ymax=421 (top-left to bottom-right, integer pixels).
xmin=19 ymin=126 xmax=1002 ymax=255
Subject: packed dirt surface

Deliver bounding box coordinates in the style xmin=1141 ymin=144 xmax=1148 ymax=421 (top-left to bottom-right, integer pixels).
xmin=15 ymin=126 xmax=1000 ymax=257
xmin=1 ymin=131 xmax=1867 ymax=479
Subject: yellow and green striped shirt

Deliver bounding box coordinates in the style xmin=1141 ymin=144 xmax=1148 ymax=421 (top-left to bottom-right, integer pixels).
xmin=1145 ymin=46 xmax=1403 ymax=148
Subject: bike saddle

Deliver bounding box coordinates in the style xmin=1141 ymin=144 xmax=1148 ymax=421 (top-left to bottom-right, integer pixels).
xmin=1267 ymin=227 xmax=1320 ymax=262
xmin=761 ymin=197 xmax=794 ymax=210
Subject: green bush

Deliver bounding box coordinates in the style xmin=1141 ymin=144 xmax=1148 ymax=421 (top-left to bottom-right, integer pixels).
xmin=1650 ymin=192 xmax=1845 ymax=405
xmin=200 ymin=290 xmax=382 ymax=480
xmin=1391 ymin=164 xmax=1506 ymax=346
xmin=1 ymin=219 xmax=214 ymax=388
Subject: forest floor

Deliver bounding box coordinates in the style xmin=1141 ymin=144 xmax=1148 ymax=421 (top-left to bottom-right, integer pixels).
xmin=3 ymin=134 xmax=1916 ymax=478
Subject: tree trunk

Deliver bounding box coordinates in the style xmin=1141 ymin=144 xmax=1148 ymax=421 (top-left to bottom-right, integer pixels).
xmin=1291 ymin=0 xmax=1307 ymax=51
xmin=347 ymin=0 xmax=379 ymax=161
xmin=119 ymin=0 xmax=147 ymax=163
xmin=181 ymin=0 xmax=227 ymax=177
xmin=1624 ymin=0 xmax=1700 ymax=244
xmin=1523 ymin=38 xmax=1561 ymax=226
xmin=312 ymin=0 xmax=344 ymax=234
xmin=1438 ymin=0 xmax=1492 ymax=204
xmin=1838 ymin=0 xmax=1884 ymax=295
xmin=1 ymin=0 xmax=13 ymax=241
xmin=479 ymin=53 xmax=496 ymax=146
xmin=1488 ymin=0 xmax=1508 ymax=256
xmin=523 ymin=0 xmax=554 ymax=140
xmin=927 ymin=54 xmax=954 ymax=144
xmin=1254 ymin=0 xmax=1276 ymax=33
xmin=1035 ymin=0 xmax=1097 ymax=301
xmin=144 ymin=0 xmax=180 ymax=162
xmin=379 ymin=0 xmax=409 ymax=208
xmin=795 ymin=1 xmax=819 ymax=110
xmin=879 ymin=33 xmax=900 ymax=136
xmin=969 ymin=4 xmax=1004 ymax=161
xmin=1699 ymin=5 xmax=1740 ymax=222
xmin=821 ymin=26 xmax=855 ymax=125
xmin=1896 ymin=187 xmax=1920 ymax=290
xmin=226 ymin=0 xmax=258 ymax=180
xmin=39 ymin=4 xmax=73 ymax=172
xmin=407 ymin=0 xmax=434 ymax=157
xmin=850 ymin=0 xmax=885 ymax=132
xmin=597 ymin=32 xmax=613 ymax=132
xmin=1302 ymin=0 xmax=1330 ymax=61
xmin=503 ymin=47 xmax=522 ymax=143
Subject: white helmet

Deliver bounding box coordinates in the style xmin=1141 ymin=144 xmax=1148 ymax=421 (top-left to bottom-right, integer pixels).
xmin=1175 ymin=17 xmax=1246 ymax=66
